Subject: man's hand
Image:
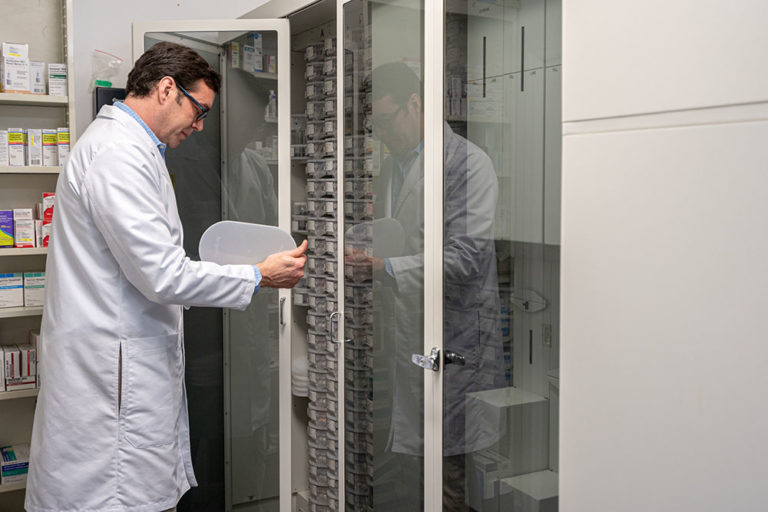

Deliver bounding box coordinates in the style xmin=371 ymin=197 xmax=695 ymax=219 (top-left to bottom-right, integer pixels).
xmin=344 ymin=246 xmax=385 ymax=273
xmin=257 ymin=240 xmax=308 ymax=288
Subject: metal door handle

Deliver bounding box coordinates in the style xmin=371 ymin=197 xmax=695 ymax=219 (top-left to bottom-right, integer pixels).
xmin=329 ymin=311 xmax=340 ymax=344
xmin=444 ymin=350 xmax=466 ymax=366
xmin=412 ymin=347 xmax=440 ymax=372
xmin=279 ymin=297 xmax=286 ymax=326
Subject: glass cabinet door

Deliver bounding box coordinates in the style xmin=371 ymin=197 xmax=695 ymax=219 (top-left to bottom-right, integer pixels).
xmin=342 ymin=0 xmax=426 ymax=510
xmin=133 ymin=20 xmax=291 ymax=512
xmin=442 ymin=0 xmax=561 ymax=510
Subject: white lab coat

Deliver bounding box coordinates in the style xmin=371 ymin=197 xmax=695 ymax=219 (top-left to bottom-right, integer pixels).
xmin=25 ymin=105 xmax=257 ymax=512
xmin=373 ymin=124 xmax=504 ymax=457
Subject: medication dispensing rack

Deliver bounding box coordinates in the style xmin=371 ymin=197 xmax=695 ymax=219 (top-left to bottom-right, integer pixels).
xmin=0 ymin=0 xmax=75 ymax=505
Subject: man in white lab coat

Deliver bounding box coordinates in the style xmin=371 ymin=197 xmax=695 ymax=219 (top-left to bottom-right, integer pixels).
xmin=24 ymin=42 xmax=307 ymax=512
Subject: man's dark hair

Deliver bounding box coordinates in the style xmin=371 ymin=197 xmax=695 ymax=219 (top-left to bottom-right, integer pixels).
xmin=370 ymin=61 xmax=423 ymax=108
xmin=126 ymin=41 xmax=221 ymax=97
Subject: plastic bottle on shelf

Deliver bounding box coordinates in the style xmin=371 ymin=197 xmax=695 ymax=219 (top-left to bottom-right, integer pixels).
xmin=265 ymin=89 xmax=277 ymax=121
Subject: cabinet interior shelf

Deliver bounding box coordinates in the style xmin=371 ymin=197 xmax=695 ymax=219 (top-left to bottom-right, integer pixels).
xmin=245 ymin=70 xmax=278 ymax=81
xmin=0 ymin=481 xmax=27 ymax=494
xmin=0 ymin=248 xmax=47 ymax=256
xmin=0 ymin=166 xmax=60 ymax=175
xmin=0 ymin=93 xmax=68 ymax=106
xmin=0 ymin=388 xmax=38 ymax=402
xmin=0 ymin=306 xmax=43 ymax=319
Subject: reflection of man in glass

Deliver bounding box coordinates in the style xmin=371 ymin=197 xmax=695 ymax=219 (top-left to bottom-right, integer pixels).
xmin=361 ymin=62 xmax=504 ymax=510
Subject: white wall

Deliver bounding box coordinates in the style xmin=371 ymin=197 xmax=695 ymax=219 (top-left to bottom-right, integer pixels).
xmin=72 ymin=0 xmax=269 ymax=138
xmin=561 ymin=1 xmax=768 ymax=510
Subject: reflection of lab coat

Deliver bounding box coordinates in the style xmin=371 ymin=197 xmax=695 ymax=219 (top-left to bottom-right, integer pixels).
xmin=375 ymin=124 xmax=504 ymax=456
xmin=227 ymin=143 xmax=279 ymax=434
xmin=25 ymin=105 xmax=257 ymax=512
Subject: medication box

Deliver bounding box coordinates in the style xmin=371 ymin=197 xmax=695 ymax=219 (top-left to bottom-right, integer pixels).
xmin=1 ymin=444 xmax=30 ymax=485
xmin=28 ymin=330 xmax=40 ymax=387
xmin=48 ymin=63 xmax=67 ymax=96
xmin=0 ymin=273 xmax=23 ymax=308
xmin=0 ymin=129 xmax=8 ymax=166
xmin=42 ymin=192 xmax=55 ymax=221
xmin=14 ymin=219 xmax=33 ymax=248
xmin=41 ymin=220 xmax=51 ymax=247
xmin=34 ymin=220 xmax=42 ymax=247
xmin=229 ymin=42 xmax=240 ymax=68
xmin=16 ymin=343 xmax=36 ymax=378
xmin=1 ymin=43 xmax=30 ymax=93
xmin=3 ymin=345 xmax=19 ymax=379
xmin=57 ymin=127 xmax=69 ymax=163
xmin=42 ymin=129 xmax=57 ymax=166
xmin=25 ymin=128 xmax=42 ymax=166
xmin=23 ymin=272 xmax=45 ymax=306
xmin=30 ymin=61 xmax=45 ymax=94
xmin=7 ymin=128 xmax=25 ymax=166
xmin=0 ymin=210 xmax=13 ymax=247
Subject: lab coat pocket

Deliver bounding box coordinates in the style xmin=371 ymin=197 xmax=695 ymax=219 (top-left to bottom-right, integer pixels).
xmin=123 ymin=333 xmax=182 ymax=448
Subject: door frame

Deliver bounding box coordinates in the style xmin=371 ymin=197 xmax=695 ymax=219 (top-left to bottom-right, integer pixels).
xmin=132 ymin=19 xmax=291 ymax=512
xmin=423 ymin=0 xmax=445 ymax=509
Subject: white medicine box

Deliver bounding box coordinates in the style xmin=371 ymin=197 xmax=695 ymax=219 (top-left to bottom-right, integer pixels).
xmin=0 ymin=272 xmax=23 ymax=308
xmin=1 ymin=42 xmax=30 ymax=93
xmin=0 ymin=444 xmax=30 ymax=485
xmin=0 ymin=346 xmax=4 ymax=392
xmin=23 ymin=272 xmax=45 ymax=307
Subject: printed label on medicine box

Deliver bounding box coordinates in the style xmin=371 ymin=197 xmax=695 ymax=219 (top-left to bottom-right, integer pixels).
xmin=0 ymin=129 xmax=8 ymax=166
xmin=1 ymin=444 xmax=30 ymax=485
xmin=25 ymin=128 xmax=42 ymax=166
xmin=5 ymin=375 xmax=35 ymax=391
xmin=30 ymin=61 xmax=45 ymax=94
xmin=13 ymin=208 xmax=32 ymax=221
xmin=3 ymin=344 xmax=20 ymax=379
xmin=7 ymin=128 xmax=25 ymax=166
xmin=34 ymin=220 xmax=42 ymax=247
xmin=1 ymin=42 xmax=30 ymax=93
xmin=28 ymin=330 xmax=40 ymax=387
xmin=42 ymin=192 xmax=55 ymax=221
xmin=42 ymin=220 xmax=51 ymax=247
xmin=0 ymin=210 xmax=13 ymax=247
xmin=0 ymin=272 xmax=23 ymax=308
xmin=229 ymin=42 xmax=240 ymax=68
xmin=42 ymin=129 xmax=57 ymax=166
xmin=14 ymin=219 xmax=33 ymax=248
xmin=23 ymin=272 xmax=45 ymax=307
xmin=16 ymin=343 xmax=36 ymax=378
xmin=48 ymin=63 xmax=67 ymax=96
xmin=57 ymin=127 xmax=69 ymax=164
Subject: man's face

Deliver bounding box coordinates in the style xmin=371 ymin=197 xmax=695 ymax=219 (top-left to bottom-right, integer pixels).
xmin=160 ymin=79 xmax=215 ymax=149
xmin=372 ymin=93 xmax=422 ymax=156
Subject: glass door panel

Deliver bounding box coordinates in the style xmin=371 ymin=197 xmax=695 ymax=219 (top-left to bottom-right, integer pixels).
xmin=134 ymin=20 xmax=290 ymax=512
xmin=342 ymin=0 xmax=425 ymax=510
xmin=443 ymin=0 xmax=561 ymax=510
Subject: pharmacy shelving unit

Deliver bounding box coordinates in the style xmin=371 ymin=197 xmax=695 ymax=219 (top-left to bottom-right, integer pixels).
xmin=0 ymin=0 xmax=74 ymax=505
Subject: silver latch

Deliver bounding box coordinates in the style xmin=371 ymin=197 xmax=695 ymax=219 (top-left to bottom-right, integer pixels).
xmin=412 ymin=347 xmax=440 ymax=372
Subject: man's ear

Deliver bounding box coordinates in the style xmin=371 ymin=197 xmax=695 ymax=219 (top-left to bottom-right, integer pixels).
xmin=156 ymin=76 xmax=176 ymax=105
xmin=409 ymin=92 xmax=422 ymax=113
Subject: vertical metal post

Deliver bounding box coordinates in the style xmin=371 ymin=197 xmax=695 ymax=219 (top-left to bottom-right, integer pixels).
xmin=423 ymin=0 xmax=445 ymax=509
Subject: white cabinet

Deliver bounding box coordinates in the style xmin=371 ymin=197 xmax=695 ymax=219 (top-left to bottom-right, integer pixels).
xmin=563 ymin=0 xmax=768 ymax=121
xmin=0 ymin=0 xmax=74 ymax=504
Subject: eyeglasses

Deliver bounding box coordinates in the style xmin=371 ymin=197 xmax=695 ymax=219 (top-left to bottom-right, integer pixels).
xmin=176 ymin=82 xmax=210 ymax=122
